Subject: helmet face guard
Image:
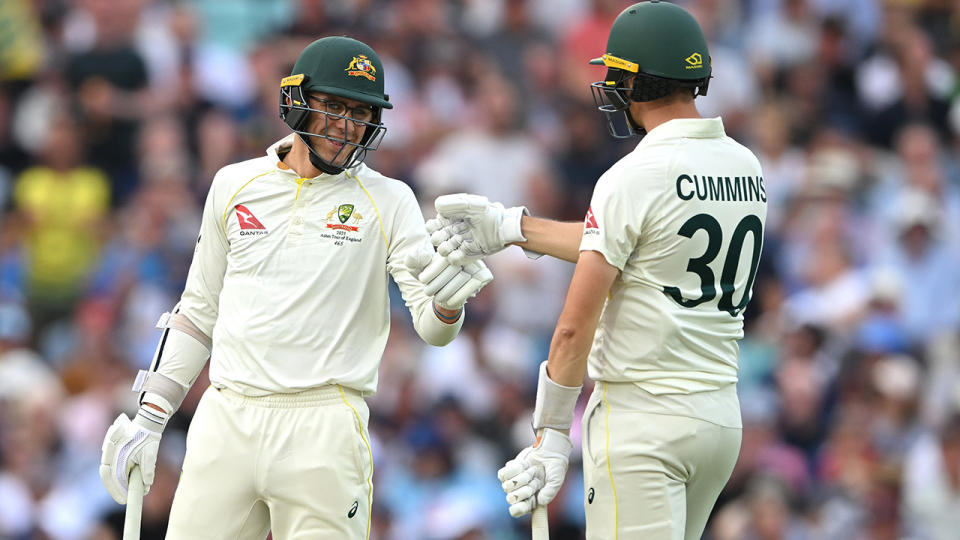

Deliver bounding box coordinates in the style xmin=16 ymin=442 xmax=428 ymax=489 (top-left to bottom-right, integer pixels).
xmin=590 ymin=68 xmax=641 ymax=139
xmin=279 ymin=80 xmax=386 ymax=174
xmin=590 ymin=66 xmax=711 ymax=138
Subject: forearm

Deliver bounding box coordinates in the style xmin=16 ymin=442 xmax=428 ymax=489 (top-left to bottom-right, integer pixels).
xmin=545 ymin=325 xmax=593 ymax=388
xmin=515 ymin=216 xmax=583 ymax=263
xmin=544 ymin=251 xmax=615 ymax=387
xmin=533 ymin=324 xmax=590 ymax=437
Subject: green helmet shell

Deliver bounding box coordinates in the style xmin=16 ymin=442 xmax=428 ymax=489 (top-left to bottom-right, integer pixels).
xmin=589 ymin=1 xmax=710 ymax=82
xmin=284 ymin=36 xmax=392 ymax=109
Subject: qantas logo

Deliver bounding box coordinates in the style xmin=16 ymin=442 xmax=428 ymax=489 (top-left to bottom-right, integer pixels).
xmin=235 ymin=204 xmax=268 ymax=236
xmin=584 ymin=207 xmax=598 ymax=229
xmin=584 ymin=207 xmax=600 ymax=236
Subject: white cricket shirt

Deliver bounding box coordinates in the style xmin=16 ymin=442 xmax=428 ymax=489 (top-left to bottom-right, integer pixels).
xmin=580 ymin=118 xmax=766 ymax=425
xmin=176 ymin=135 xmax=454 ymax=396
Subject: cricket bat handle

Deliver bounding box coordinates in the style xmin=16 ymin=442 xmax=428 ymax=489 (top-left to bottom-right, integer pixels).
xmin=123 ymin=466 xmax=145 ymax=540
xmin=532 ymin=504 xmax=549 ymax=540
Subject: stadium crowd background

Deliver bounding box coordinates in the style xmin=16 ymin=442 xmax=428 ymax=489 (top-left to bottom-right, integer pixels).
xmin=1 ymin=0 xmax=960 ymax=538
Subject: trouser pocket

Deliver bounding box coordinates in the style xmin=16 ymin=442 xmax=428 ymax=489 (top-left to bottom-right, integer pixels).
xmin=581 ymin=388 xmax=605 ymax=467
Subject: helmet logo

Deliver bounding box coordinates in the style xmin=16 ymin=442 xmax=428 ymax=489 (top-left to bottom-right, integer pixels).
xmin=601 ymin=54 xmax=639 ymax=73
xmin=346 ymin=55 xmax=377 ymax=81
xmin=685 ymin=53 xmax=703 ymax=69
xmin=281 ymin=74 xmax=304 ymax=87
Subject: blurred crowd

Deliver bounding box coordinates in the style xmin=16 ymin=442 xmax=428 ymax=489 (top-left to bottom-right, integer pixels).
xmin=1 ymin=0 xmax=960 ymax=539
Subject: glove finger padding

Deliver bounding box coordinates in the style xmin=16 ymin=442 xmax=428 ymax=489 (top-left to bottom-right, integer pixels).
xmin=498 ymin=450 xmax=544 ymax=517
xmin=500 ymin=465 xmax=542 ymax=493
xmin=438 ymin=261 xmax=492 ymax=308
xmin=436 ymin=235 xmax=463 ymax=259
xmin=509 ymin=496 xmax=538 ymax=518
xmin=420 ymin=257 xmax=461 ymax=297
xmin=99 ymin=414 xmax=161 ymax=504
xmin=506 ymin=476 xmax=545 ymax=504
xmin=434 ymin=270 xmax=472 ymax=303
xmin=497 ymin=454 xmax=529 ymax=484
xmin=431 ymin=220 xmax=470 ymax=248
xmin=434 ymin=193 xmax=492 ymax=217
xmin=443 ymin=238 xmax=487 ymax=265
xmin=425 ymin=215 xmax=450 ymax=236
xmin=498 ymin=429 xmax=572 ymax=518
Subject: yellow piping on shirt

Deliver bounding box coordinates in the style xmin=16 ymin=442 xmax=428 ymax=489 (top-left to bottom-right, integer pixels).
xmin=603 ymin=383 xmax=619 ymax=538
xmin=221 ymin=171 xmax=271 ymax=231
xmin=338 ymin=385 xmax=373 ymax=540
xmin=345 ymin=171 xmax=389 ymax=250
xmin=294 ymin=177 xmax=307 ymax=202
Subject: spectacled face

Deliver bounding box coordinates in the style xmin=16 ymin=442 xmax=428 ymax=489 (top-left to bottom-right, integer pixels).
xmin=304 ymin=92 xmax=375 ymax=166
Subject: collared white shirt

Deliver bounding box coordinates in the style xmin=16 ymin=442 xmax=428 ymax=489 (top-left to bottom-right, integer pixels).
xmin=178 ymin=135 xmax=449 ymax=395
xmin=580 ymin=118 xmax=767 ymax=420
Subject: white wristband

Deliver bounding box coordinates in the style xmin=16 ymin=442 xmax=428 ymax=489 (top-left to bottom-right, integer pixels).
xmin=532 ymin=361 xmax=582 ymax=431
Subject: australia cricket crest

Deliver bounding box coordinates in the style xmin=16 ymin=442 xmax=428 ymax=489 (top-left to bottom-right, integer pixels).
xmin=345 ymin=55 xmax=376 ymax=81
xmin=324 ymin=203 xmax=363 ymax=238
xmin=337 ymin=204 xmax=354 ymax=224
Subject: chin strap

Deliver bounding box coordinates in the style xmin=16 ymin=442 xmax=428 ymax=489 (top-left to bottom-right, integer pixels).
xmin=624 ymin=110 xmax=646 ymax=137
xmin=297 ymin=133 xmax=346 ymax=175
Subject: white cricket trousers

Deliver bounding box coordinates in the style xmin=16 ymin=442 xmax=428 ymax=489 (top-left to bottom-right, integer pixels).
xmin=165 ymin=385 xmax=373 ymax=539
xmin=581 ymin=382 xmax=741 ymax=540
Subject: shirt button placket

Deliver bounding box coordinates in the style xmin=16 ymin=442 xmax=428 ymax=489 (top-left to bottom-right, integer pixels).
xmin=290 ymin=179 xmax=307 ymax=239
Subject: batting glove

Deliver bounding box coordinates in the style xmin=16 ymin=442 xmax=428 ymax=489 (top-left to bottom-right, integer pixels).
xmin=426 ymin=194 xmax=528 ymax=265
xmin=498 ymin=429 xmax=573 ymax=517
xmin=406 ymin=250 xmax=493 ymax=310
xmin=99 ymin=405 xmax=166 ymax=504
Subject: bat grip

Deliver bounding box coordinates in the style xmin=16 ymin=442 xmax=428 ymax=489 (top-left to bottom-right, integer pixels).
xmin=532 ymin=504 xmax=549 ymax=540
xmin=123 ymin=466 xmax=145 ymax=540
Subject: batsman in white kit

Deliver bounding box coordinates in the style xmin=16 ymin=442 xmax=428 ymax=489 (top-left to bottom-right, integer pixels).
xmin=98 ymin=36 xmax=493 ymax=539
xmin=429 ymin=2 xmax=767 ymax=538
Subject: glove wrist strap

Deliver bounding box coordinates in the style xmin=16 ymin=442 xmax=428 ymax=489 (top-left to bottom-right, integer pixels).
xmin=500 ymin=206 xmax=529 ymax=245
xmin=134 ymin=403 xmax=169 ymax=433
xmin=536 ymin=427 xmax=574 ymax=455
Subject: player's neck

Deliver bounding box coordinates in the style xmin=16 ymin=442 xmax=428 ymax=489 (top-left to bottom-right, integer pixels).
xmin=283 ymin=137 xmax=323 ymax=178
xmin=630 ymin=98 xmax=702 ymax=134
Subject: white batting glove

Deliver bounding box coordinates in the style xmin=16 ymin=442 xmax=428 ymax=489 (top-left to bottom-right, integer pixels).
xmin=426 ymin=194 xmax=528 ymax=264
xmin=406 ymin=250 xmax=494 ymax=309
xmin=99 ymin=405 xmax=166 ymax=504
xmin=498 ymin=429 xmax=573 ymax=517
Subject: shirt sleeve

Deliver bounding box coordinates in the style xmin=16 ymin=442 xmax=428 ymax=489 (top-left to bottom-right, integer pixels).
xmin=579 ymin=172 xmax=642 ymax=270
xmin=386 ymin=186 xmax=463 ymax=346
xmin=177 ymin=170 xmax=230 ymax=337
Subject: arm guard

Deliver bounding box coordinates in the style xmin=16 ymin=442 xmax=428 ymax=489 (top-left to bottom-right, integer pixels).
xmin=136 ymin=308 xmax=212 ymax=414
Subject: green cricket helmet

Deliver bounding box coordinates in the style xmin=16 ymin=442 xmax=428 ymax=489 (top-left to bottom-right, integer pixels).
xmin=589 ymin=1 xmax=711 ymax=138
xmin=279 ymin=36 xmax=393 ymax=174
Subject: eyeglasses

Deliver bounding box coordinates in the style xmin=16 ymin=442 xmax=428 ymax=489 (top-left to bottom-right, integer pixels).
xmin=308 ymin=96 xmax=375 ymax=123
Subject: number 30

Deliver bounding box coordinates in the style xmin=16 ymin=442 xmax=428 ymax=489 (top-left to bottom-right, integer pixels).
xmin=663 ymin=213 xmax=763 ymax=317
